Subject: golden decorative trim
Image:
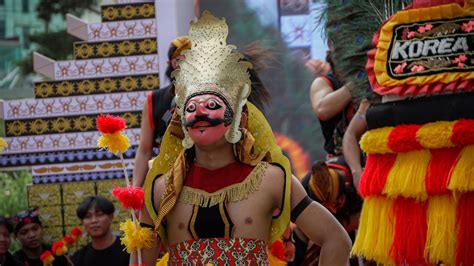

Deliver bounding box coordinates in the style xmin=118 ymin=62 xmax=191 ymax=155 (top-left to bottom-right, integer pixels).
xmin=74 ymin=38 xmax=157 ymax=59
xmin=189 ymin=205 xmax=199 ymax=239
xmin=101 ymin=3 xmax=155 ymax=22
xmin=179 ymin=162 xmax=268 ymax=208
xmin=34 ymin=75 xmax=158 ymax=98
xmin=219 ymin=202 xmax=231 ymax=238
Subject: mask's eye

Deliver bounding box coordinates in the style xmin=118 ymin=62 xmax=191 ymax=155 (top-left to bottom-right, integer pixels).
xmin=207 ymin=99 xmax=221 ymax=110
xmin=186 ymin=102 xmax=196 ymax=112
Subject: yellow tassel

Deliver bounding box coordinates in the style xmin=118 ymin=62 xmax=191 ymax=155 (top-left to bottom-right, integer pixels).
xmin=156 ymin=253 xmax=169 ymax=266
xmin=416 ymin=121 xmax=455 ymax=149
xmin=360 ymin=127 xmax=394 ymax=154
xmin=425 ymin=194 xmax=456 ymax=265
xmin=97 ymin=132 xmax=130 ymax=155
xmin=352 ymin=196 xmax=395 ymax=265
xmin=383 ymin=150 xmax=430 ymax=200
xmin=448 ymin=145 xmax=474 ymax=192
xmin=120 ymin=219 xmax=154 ymax=253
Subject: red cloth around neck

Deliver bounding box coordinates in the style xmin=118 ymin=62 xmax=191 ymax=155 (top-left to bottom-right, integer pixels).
xmin=184 ymin=161 xmax=254 ymax=193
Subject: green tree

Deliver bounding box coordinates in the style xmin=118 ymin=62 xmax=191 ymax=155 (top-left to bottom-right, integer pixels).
xmin=0 ymin=171 xmax=32 ymax=216
xmin=17 ymin=0 xmax=99 ymax=74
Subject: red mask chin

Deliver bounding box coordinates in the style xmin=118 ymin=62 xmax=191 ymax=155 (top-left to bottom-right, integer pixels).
xmin=188 ymin=122 xmax=230 ymax=146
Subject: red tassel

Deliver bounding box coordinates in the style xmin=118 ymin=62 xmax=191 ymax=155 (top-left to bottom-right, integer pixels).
xmin=391 ymin=198 xmax=428 ymax=265
xmin=96 ymin=114 xmax=126 ymax=134
xmin=388 ymin=124 xmax=423 ymax=152
xmin=359 ymin=154 xmax=397 ymax=197
xmin=426 ymin=148 xmax=462 ymax=195
xmin=456 ymin=192 xmax=474 ymax=266
xmin=451 ymin=119 xmax=474 ymax=146
xmin=269 ymin=239 xmax=286 ymax=262
xmin=112 ymin=186 xmax=145 ymax=210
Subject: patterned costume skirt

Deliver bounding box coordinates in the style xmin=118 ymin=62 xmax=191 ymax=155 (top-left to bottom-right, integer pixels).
xmin=167 ymin=237 xmax=269 ymax=265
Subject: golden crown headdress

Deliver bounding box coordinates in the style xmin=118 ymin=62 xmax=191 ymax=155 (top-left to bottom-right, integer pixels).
xmin=172 ymin=11 xmax=252 ymax=148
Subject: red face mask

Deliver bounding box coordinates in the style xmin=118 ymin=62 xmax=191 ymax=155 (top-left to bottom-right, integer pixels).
xmin=184 ymin=94 xmax=231 ymax=146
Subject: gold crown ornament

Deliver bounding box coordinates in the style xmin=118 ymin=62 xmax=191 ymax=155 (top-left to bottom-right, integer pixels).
xmin=172 ymin=11 xmax=252 ymax=149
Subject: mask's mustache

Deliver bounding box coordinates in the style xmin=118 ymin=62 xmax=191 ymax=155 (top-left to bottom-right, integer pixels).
xmin=184 ymin=116 xmax=225 ymax=128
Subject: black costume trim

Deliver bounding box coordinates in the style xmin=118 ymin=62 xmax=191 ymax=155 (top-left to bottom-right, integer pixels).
xmin=189 ymin=202 xmax=234 ymax=239
xmin=291 ymin=195 xmax=312 ymax=223
xmin=139 ymin=222 xmax=154 ymax=229
xmin=367 ymin=93 xmax=474 ymax=130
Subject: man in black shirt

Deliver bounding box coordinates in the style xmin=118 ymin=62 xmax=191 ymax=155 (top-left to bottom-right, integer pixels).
xmin=11 ymin=208 xmax=67 ymax=266
xmin=71 ymin=196 xmax=129 ymax=266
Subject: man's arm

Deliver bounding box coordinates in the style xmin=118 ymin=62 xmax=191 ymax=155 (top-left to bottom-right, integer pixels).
xmin=291 ymin=176 xmax=351 ymax=266
xmin=131 ymin=177 xmax=165 ymax=265
xmin=133 ymin=100 xmax=154 ymax=187
xmin=342 ymin=100 xmax=369 ymax=188
xmin=309 ymin=78 xmax=352 ymax=121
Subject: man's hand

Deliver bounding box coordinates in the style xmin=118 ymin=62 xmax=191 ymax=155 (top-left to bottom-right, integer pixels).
xmin=305 ymin=59 xmax=330 ymax=78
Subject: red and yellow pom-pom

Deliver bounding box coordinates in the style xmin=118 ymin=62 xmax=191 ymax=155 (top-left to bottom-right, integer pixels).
xmin=52 ymin=241 xmax=68 ymax=256
xmin=40 ymin=251 xmax=55 ymax=266
xmin=112 ymin=186 xmax=145 ymax=210
xmin=120 ymin=219 xmax=154 ymax=253
xmin=269 ymin=239 xmax=286 ymax=261
xmin=70 ymin=227 xmax=83 ymax=240
xmin=96 ymin=114 xmax=126 ymax=134
xmin=63 ymin=235 xmax=75 ymax=247
xmin=97 ymin=132 xmax=130 ymax=155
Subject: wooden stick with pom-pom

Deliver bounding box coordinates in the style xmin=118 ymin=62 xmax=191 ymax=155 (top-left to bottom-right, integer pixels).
xmin=96 ymin=114 xmax=152 ymax=266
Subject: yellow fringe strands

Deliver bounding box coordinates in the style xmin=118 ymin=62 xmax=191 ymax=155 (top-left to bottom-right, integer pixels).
xmin=383 ymin=150 xmax=431 ymax=200
xmin=179 ymin=162 xmax=267 ymax=207
xmin=425 ymin=195 xmax=456 ymax=265
xmin=352 ymin=196 xmax=395 ymax=265
xmin=448 ymin=145 xmax=474 ymax=192
xmin=120 ymin=219 xmax=154 ymax=252
xmin=97 ymin=132 xmax=130 ymax=155
xmin=360 ymin=127 xmax=393 ymax=154
xmin=416 ymin=121 xmax=455 ymax=149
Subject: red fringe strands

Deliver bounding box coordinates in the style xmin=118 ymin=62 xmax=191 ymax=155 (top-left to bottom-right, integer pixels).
xmin=425 ymin=194 xmax=456 ymax=265
xmin=451 ymin=119 xmax=474 ymax=146
xmin=359 ymin=154 xmax=397 ymax=197
xmin=352 ymin=196 xmax=395 ymax=265
xmin=391 ymin=198 xmax=428 ymax=265
xmin=383 ymin=150 xmax=430 ymax=201
xmin=456 ymin=192 xmax=474 ymax=266
xmin=425 ymin=148 xmax=462 ymax=195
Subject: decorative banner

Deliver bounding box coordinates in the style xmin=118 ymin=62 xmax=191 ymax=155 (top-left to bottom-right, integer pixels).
xmin=77 ymin=18 xmax=157 ymax=42
xmin=368 ymin=2 xmax=474 ymax=96
xmin=3 ymin=92 xmax=146 ymax=120
xmin=101 ymin=3 xmax=155 ymax=22
xmin=31 ymin=159 xmax=134 ymax=176
xmin=4 ymin=111 xmax=141 ymax=137
xmin=52 ymin=54 xmax=159 ymax=81
xmin=74 ymin=38 xmax=157 ymax=59
xmin=0 ymin=146 xmax=138 ymax=168
xmin=278 ymin=0 xmax=312 ymax=59
xmin=33 ymin=169 xmax=133 ymax=184
xmin=0 ymin=128 xmax=140 ymax=155
xmin=34 ymin=74 xmax=158 ymax=98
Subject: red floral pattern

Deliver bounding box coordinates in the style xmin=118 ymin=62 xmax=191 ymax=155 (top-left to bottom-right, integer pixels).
xmin=168 ymin=238 xmax=269 ymax=265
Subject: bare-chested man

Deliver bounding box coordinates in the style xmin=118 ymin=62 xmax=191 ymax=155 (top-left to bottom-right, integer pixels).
xmin=134 ymin=11 xmax=351 ymax=265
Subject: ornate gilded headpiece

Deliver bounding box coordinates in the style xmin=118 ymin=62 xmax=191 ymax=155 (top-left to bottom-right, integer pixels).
xmin=172 ymin=11 xmax=252 ymax=148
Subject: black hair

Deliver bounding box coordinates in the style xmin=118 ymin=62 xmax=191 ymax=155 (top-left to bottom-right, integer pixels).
xmin=165 ymin=44 xmax=179 ymax=81
xmin=76 ymin=196 xmax=115 ymax=220
xmin=0 ymin=216 xmax=13 ymax=234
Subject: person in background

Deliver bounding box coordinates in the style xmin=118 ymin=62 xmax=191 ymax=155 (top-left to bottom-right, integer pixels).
xmin=71 ymin=196 xmax=128 ymax=266
xmin=12 ymin=208 xmax=67 ymax=266
xmin=0 ymin=216 xmax=22 ymax=266
xmin=133 ymin=36 xmax=192 ymax=187
xmin=291 ymin=159 xmax=363 ymax=266
xmin=309 ymin=49 xmax=355 ymax=158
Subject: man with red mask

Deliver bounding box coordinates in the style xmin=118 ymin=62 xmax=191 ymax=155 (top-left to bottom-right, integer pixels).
xmin=133 ymin=11 xmax=351 ymax=265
